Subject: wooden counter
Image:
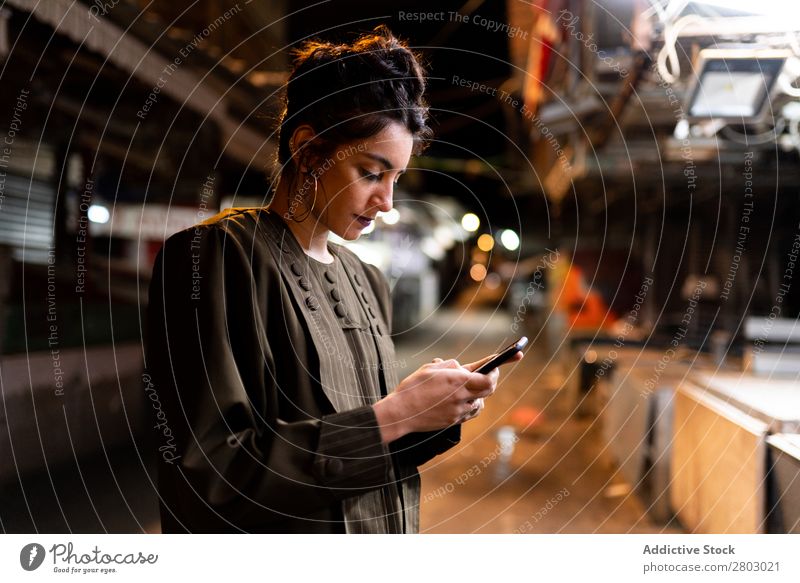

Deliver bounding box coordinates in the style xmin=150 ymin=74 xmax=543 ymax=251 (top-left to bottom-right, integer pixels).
xmin=671 ymin=382 xmax=771 ymax=533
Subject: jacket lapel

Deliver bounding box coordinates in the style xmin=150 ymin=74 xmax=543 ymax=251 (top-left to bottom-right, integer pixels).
xmin=256 ymin=210 xmax=364 ymax=413
xmin=334 ymin=250 xmax=401 ymax=395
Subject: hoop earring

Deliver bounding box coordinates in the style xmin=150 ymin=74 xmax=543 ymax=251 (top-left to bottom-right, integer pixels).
xmin=292 ymin=173 xmax=317 ymax=223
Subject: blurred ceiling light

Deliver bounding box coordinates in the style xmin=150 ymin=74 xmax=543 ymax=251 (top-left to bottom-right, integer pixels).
xmin=470 ymin=263 xmax=487 ymax=282
xmin=433 ymin=225 xmax=455 ymax=249
xmin=380 ymin=208 xmax=400 ymax=225
xmin=477 ymin=233 xmax=495 ymax=252
xmin=88 ymin=204 xmax=110 ymax=224
xmin=421 ymin=237 xmax=445 ymax=260
xmin=500 ymin=229 xmax=520 ymax=251
xmin=461 ymin=213 xmax=480 ymax=232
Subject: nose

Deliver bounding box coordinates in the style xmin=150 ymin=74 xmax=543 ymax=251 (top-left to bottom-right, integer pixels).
xmin=374 ymin=182 xmax=393 ymax=213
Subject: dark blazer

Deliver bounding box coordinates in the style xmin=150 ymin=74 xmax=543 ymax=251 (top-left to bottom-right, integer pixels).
xmin=145 ymin=207 xmax=460 ymax=533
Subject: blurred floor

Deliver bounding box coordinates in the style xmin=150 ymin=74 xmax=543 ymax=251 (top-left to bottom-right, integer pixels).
xmin=1 ymin=305 xmax=681 ymax=534
xmin=395 ymin=306 xmax=683 ymax=534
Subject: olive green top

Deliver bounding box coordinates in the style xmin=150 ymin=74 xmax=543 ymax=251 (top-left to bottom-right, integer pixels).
xmin=146 ymin=207 xmax=460 ymax=533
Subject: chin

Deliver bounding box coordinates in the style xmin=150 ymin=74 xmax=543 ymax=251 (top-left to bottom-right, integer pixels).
xmin=340 ymin=229 xmax=362 ymax=241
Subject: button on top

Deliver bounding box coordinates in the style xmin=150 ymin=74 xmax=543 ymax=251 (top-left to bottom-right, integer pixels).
xmin=290 ymin=263 xmax=303 ymax=276
xmin=330 ymin=288 xmax=342 ymax=302
xmin=305 ymin=296 xmax=319 ymax=311
xmin=353 ymin=273 xmax=362 ymax=286
xmin=313 ymin=456 xmax=344 ymax=480
xmin=299 ymin=277 xmax=312 ymax=291
xmin=324 ymin=271 xmax=336 ymax=284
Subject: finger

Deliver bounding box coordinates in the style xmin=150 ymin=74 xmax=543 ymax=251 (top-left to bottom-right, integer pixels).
xmin=458 ymin=403 xmax=477 ymax=423
xmin=483 ymin=368 xmax=500 ymax=396
xmin=462 ymin=353 xmax=497 ymax=372
xmin=464 ymin=397 xmax=483 ymax=409
xmin=463 ymin=371 xmax=494 ymax=395
xmin=431 ymin=358 xmax=461 ymax=369
xmin=463 ymin=398 xmax=483 ymax=419
xmin=465 ymin=369 xmax=498 ymax=398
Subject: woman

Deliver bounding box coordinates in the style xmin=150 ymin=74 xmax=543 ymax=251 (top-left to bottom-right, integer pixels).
xmin=146 ymin=25 xmax=521 ymax=533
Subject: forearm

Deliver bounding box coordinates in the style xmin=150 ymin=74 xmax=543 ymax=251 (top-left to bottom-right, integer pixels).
xmin=372 ymin=393 xmax=462 ymax=467
xmin=165 ymin=405 xmax=393 ymax=530
xmin=372 ymin=394 xmax=415 ymax=444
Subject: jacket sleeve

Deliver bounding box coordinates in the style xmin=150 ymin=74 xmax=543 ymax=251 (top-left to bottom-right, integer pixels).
xmin=146 ymin=224 xmax=392 ymax=530
xmin=360 ymin=262 xmax=462 ymax=468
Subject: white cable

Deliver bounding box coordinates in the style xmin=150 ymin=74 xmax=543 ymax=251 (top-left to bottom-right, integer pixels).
xmin=657 ymin=14 xmax=703 ymax=84
xmin=779 ymin=74 xmax=800 ymax=97
xmin=778 ymin=56 xmax=800 ymax=97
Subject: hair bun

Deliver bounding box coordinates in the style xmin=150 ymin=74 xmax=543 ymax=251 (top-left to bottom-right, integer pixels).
xmin=275 ymin=25 xmax=431 ymax=178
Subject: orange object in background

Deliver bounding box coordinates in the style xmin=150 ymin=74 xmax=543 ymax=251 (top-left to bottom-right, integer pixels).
xmin=510 ymin=406 xmax=545 ymax=433
xmin=554 ymin=263 xmax=614 ymax=329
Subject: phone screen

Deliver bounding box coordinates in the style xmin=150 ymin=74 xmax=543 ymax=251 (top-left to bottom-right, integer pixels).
xmin=476 ymin=336 xmax=528 ymax=374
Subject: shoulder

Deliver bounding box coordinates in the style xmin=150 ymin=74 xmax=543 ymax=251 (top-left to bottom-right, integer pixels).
xmin=158 ymin=207 xmax=276 ymax=269
xmin=166 ymin=206 xmax=276 ymax=246
xmin=188 ymin=207 xmax=266 ymax=240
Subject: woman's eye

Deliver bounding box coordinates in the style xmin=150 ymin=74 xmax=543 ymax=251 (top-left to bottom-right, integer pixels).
xmin=360 ymin=168 xmax=381 ymax=182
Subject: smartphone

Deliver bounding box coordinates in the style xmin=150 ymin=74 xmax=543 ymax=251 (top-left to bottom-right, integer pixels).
xmin=476 ymin=336 xmax=528 ymax=374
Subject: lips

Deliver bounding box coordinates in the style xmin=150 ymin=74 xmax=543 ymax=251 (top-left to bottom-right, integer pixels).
xmin=354 ymin=214 xmax=375 ymax=227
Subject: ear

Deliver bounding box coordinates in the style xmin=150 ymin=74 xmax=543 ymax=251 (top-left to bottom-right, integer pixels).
xmin=289 ymin=125 xmax=317 ymax=173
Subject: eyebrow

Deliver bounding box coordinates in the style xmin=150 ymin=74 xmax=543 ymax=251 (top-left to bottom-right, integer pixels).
xmin=364 ymin=152 xmax=405 ymax=173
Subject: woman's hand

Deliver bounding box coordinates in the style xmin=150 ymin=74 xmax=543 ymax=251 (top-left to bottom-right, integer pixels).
xmin=372 ymin=349 xmax=523 ymax=444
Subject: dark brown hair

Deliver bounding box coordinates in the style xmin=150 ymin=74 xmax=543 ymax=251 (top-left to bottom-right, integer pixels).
xmin=275 ymin=25 xmax=431 ymax=182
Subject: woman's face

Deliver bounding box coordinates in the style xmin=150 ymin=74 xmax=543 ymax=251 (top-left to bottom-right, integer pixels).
xmin=307 ymin=121 xmax=414 ymax=240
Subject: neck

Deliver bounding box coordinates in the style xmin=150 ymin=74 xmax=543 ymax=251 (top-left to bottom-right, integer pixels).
xmin=269 ymin=179 xmax=333 ymax=261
